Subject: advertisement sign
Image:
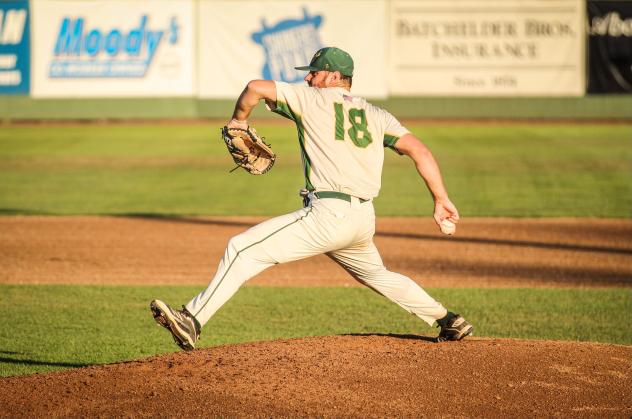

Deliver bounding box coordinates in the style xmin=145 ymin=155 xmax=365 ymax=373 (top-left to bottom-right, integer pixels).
xmin=0 ymin=1 xmax=29 ymax=94
xmin=197 ymin=1 xmax=387 ymax=98
xmin=587 ymin=1 xmax=632 ymax=94
xmin=389 ymin=0 xmax=585 ymax=96
xmin=31 ymin=0 xmax=194 ymax=97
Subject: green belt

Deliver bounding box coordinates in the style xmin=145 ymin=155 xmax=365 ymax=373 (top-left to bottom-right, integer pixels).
xmin=314 ymin=191 xmax=369 ymax=203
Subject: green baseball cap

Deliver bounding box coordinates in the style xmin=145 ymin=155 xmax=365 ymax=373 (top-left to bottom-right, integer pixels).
xmin=295 ymin=47 xmax=354 ymax=77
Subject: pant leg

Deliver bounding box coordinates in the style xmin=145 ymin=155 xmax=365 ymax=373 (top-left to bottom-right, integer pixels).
xmin=328 ymin=241 xmax=448 ymax=326
xmin=186 ymin=201 xmax=355 ymax=327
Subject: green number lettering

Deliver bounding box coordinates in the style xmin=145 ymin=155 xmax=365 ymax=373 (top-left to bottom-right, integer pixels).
xmin=332 ymin=104 xmax=373 ymax=148
xmin=334 ymin=103 xmax=345 ymax=141
xmin=347 ymin=108 xmax=373 ymax=148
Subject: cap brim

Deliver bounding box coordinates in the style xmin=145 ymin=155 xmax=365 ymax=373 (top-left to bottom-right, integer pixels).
xmin=294 ymin=65 xmax=317 ymax=71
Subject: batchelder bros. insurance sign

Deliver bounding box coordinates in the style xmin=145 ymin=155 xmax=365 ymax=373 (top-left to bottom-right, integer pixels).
xmin=390 ymin=0 xmax=584 ymax=96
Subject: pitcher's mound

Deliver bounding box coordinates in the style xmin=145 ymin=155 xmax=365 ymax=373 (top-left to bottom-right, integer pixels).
xmin=1 ymin=336 xmax=630 ymax=418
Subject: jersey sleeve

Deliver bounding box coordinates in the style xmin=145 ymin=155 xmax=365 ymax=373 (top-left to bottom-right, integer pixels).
xmin=382 ymin=111 xmax=410 ymax=155
xmin=270 ymin=81 xmax=313 ymax=122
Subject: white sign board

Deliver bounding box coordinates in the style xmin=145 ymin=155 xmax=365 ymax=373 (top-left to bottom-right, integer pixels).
xmin=389 ymin=0 xmax=585 ymax=96
xmin=197 ymin=0 xmax=387 ymax=99
xmin=31 ymin=0 xmax=194 ymax=97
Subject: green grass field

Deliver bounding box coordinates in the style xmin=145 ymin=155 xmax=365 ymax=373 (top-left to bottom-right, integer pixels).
xmin=0 ymin=123 xmax=630 ymax=217
xmin=1 ymin=122 xmax=630 ymax=378
xmin=1 ymin=285 xmax=630 ymax=377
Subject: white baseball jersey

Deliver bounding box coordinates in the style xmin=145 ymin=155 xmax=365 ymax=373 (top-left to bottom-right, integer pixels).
xmin=271 ymin=82 xmax=410 ymax=200
xmin=184 ymin=81 xmax=449 ymax=333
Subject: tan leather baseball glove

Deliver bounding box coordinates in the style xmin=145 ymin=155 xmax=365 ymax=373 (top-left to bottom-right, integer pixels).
xmin=221 ymin=126 xmax=276 ymax=175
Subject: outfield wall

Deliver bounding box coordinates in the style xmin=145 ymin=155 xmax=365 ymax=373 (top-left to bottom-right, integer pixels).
xmin=1 ymin=0 xmax=631 ymax=120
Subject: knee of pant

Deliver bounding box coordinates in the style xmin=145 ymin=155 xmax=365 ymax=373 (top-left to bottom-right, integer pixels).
xmin=227 ymin=233 xmax=249 ymax=254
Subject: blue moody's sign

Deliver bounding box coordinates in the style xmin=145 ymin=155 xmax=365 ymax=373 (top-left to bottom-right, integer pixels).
xmin=251 ymin=8 xmax=323 ymax=83
xmin=50 ymin=14 xmax=179 ymax=78
xmin=0 ymin=1 xmax=30 ymax=94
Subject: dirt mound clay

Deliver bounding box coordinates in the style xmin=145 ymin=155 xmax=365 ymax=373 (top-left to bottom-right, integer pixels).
xmin=1 ymin=336 xmax=630 ymax=418
xmin=1 ymin=216 xmax=631 ymax=288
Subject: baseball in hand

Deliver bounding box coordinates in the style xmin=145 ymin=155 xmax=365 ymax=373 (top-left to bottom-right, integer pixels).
xmin=440 ymin=219 xmax=456 ymax=235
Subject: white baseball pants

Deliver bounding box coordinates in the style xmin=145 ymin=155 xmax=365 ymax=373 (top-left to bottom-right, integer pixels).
xmin=186 ymin=195 xmax=448 ymax=328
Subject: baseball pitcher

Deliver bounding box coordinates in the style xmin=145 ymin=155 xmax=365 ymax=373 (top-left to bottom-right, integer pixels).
xmin=150 ymin=47 xmax=473 ymax=350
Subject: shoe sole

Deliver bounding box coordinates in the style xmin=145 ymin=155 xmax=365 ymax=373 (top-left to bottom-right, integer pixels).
xmin=437 ymin=323 xmax=474 ymax=343
xmin=150 ymin=300 xmax=195 ymax=351
xmin=453 ymin=323 xmax=474 ymax=341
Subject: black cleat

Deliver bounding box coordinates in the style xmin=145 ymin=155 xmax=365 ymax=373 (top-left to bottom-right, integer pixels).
xmin=437 ymin=314 xmax=473 ymax=342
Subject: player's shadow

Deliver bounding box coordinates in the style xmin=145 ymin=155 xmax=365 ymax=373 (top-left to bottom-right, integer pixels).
xmin=342 ymin=333 xmax=438 ymax=343
xmin=0 ymin=208 xmax=53 ymax=215
xmin=0 ymin=356 xmax=90 ymax=368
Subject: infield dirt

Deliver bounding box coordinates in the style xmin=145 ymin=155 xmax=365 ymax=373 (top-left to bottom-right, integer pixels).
xmin=0 ymin=336 xmax=630 ymax=418
xmin=1 ymin=216 xmax=631 ymax=288
xmin=1 ymin=216 xmax=631 ymax=418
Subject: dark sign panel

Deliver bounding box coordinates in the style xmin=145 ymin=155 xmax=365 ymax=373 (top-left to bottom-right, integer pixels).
xmin=587 ymin=1 xmax=632 ymax=93
xmin=0 ymin=0 xmax=30 ymax=94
